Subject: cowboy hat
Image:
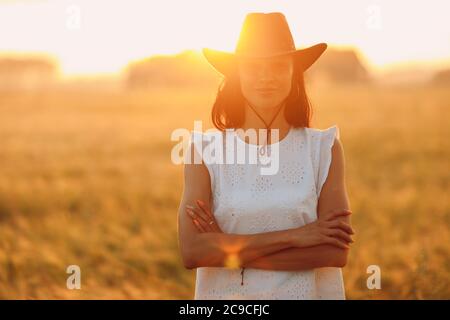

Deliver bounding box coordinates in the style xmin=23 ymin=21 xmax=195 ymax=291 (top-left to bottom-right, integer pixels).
xmin=202 ymin=12 xmax=327 ymax=76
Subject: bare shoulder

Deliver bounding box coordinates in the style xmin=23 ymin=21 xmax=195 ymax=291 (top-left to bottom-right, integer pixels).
xmin=183 ymin=136 xmax=211 ymax=183
xmin=317 ymin=136 xmax=350 ymax=217
xmin=322 ymin=136 xmax=347 ymax=198
xmin=332 ymin=136 xmax=345 ymax=160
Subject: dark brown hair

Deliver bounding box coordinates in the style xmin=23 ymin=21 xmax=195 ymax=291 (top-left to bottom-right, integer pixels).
xmin=211 ymin=61 xmax=313 ymax=131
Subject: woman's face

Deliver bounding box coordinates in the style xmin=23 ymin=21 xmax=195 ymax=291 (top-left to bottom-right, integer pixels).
xmin=238 ymin=54 xmax=294 ymax=110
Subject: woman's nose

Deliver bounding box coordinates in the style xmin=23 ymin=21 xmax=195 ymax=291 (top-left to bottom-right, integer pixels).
xmin=256 ymin=64 xmax=276 ymax=80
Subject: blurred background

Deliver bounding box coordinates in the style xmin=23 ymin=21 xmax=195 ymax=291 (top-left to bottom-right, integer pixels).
xmin=0 ymin=0 xmax=449 ymax=299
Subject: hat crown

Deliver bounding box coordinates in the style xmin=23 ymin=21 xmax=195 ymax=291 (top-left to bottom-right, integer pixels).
xmin=235 ymin=12 xmax=296 ymax=58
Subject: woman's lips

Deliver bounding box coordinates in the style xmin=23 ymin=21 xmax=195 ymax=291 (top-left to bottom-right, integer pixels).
xmin=256 ymin=88 xmax=277 ymax=94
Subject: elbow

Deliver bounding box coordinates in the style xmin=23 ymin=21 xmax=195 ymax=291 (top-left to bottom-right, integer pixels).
xmin=180 ymin=236 xmax=202 ymax=269
xmin=331 ymin=248 xmax=349 ymax=268
xmin=181 ymin=246 xmax=198 ymax=270
xmin=180 ymin=233 xmax=221 ymax=269
xmin=183 ymin=257 xmax=197 ymax=270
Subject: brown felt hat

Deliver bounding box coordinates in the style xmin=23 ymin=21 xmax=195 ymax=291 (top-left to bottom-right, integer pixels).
xmin=202 ymin=12 xmax=327 ymax=76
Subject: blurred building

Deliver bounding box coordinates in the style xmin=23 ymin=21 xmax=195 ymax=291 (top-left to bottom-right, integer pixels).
xmin=431 ymin=69 xmax=450 ymax=85
xmin=306 ymin=48 xmax=371 ymax=85
xmin=0 ymin=56 xmax=58 ymax=91
xmin=124 ymin=50 xmax=219 ymax=90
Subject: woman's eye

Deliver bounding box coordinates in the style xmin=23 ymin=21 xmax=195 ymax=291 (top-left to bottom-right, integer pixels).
xmin=239 ymin=64 xmax=259 ymax=74
xmin=240 ymin=60 xmax=290 ymax=74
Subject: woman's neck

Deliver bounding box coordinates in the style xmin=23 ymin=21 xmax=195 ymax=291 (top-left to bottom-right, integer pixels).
xmin=239 ymin=100 xmax=291 ymax=144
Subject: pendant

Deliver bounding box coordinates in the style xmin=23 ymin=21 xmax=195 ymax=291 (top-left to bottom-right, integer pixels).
xmin=259 ymin=129 xmax=270 ymax=157
xmin=259 ymin=145 xmax=266 ymax=156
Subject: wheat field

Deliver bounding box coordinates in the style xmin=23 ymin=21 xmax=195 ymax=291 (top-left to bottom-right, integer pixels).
xmin=0 ymin=83 xmax=448 ymax=299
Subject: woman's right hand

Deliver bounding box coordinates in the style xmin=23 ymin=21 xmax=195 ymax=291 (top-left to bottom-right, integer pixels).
xmin=290 ymin=209 xmax=355 ymax=249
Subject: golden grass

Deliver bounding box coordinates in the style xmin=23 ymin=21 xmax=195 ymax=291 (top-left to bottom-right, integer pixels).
xmin=0 ymin=83 xmax=448 ymax=299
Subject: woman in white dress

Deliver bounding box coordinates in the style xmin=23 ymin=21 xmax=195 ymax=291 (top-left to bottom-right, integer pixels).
xmin=177 ymin=12 xmax=355 ymax=299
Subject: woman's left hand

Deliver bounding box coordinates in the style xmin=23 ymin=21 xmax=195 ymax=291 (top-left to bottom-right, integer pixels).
xmin=186 ymin=199 xmax=223 ymax=233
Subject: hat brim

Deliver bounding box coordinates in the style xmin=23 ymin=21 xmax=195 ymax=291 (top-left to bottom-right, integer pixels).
xmin=202 ymin=43 xmax=327 ymax=77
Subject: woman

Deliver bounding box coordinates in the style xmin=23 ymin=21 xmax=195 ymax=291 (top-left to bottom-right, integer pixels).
xmin=178 ymin=12 xmax=355 ymax=299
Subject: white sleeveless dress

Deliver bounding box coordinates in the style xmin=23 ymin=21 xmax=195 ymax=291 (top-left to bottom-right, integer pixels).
xmin=188 ymin=125 xmax=345 ymax=299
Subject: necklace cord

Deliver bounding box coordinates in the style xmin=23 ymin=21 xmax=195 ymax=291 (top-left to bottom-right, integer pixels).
xmin=246 ymin=101 xmax=285 ymax=155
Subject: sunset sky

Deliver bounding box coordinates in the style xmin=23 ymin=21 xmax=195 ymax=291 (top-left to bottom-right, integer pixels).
xmin=1 ymin=0 xmax=449 ymax=76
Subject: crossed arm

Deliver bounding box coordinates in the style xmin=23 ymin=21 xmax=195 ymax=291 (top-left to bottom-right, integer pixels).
xmin=178 ymin=137 xmax=353 ymax=270
xmin=242 ymin=137 xmax=352 ymax=270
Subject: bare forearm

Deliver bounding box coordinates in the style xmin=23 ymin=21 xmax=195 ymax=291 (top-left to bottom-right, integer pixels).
xmin=242 ymin=245 xmax=348 ymax=270
xmin=187 ymin=229 xmax=295 ymax=268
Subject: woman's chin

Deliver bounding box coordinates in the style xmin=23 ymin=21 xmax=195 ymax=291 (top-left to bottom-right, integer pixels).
xmin=251 ymin=99 xmax=284 ymax=109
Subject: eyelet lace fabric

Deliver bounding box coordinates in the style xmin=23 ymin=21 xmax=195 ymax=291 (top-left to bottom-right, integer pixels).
xmin=190 ymin=125 xmax=345 ymax=299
